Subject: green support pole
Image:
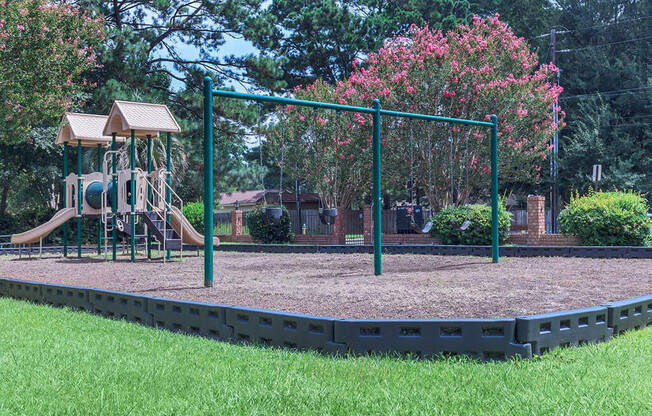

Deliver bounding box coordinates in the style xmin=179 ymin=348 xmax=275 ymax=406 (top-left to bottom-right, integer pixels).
xmin=490 ymin=114 xmax=500 ymax=263
xmin=130 ymin=129 xmax=136 ymax=262
xmin=111 ymin=134 xmax=117 ymax=261
xmin=63 ymin=144 xmax=68 ymax=257
xmin=203 ymin=77 xmax=214 ymax=287
xmin=97 ymin=144 xmax=102 ymax=255
xmin=77 ymin=140 xmax=82 ymax=258
xmin=166 ymin=132 xmax=172 ymax=260
xmin=146 ymin=134 xmax=152 ymax=259
xmin=372 ymin=99 xmax=382 ymax=275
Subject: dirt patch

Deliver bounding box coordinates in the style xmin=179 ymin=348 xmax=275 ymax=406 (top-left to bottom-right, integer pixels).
xmin=1 ymin=252 xmax=650 ymax=319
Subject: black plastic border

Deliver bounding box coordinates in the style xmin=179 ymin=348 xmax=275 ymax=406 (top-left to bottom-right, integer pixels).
xmin=0 ymin=277 xmax=649 ymax=360
xmin=213 ymin=244 xmax=652 ymax=259
xmin=2 ymin=244 xmax=650 ymax=259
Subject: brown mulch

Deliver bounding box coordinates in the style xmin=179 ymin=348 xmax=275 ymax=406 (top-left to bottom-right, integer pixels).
xmin=1 ymin=252 xmax=650 ymax=319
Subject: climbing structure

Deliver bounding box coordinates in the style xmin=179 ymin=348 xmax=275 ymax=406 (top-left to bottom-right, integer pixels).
xmin=10 ymin=101 xmax=219 ymax=261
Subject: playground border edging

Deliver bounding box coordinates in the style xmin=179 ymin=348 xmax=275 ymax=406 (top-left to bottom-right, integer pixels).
xmin=210 ymin=244 xmax=652 ymax=259
xmin=2 ymin=244 xmax=650 ymax=259
xmin=1 ymin=277 xmax=650 ymax=361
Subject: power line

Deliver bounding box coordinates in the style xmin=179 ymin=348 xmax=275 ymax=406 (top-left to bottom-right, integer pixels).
xmin=564 ymin=121 xmax=652 ymax=129
xmin=557 ymin=34 xmax=652 ymax=52
xmin=560 ymin=86 xmax=652 ymax=101
xmin=529 ymin=15 xmax=652 ymax=40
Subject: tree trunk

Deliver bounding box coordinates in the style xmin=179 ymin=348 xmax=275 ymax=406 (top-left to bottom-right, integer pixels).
xmin=0 ymin=182 xmax=9 ymax=216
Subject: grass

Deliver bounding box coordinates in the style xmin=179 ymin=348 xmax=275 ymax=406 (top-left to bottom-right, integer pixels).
xmin=0 ymin=298 xmax=650 ymax=415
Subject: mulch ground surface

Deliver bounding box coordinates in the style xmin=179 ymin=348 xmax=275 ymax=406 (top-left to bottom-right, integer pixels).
xmin=1 ymin=252 xmax=650 ymax=319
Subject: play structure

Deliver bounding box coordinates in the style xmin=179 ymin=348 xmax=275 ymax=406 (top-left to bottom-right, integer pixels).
xmin=10 ymin=101 xmax=219 ymax=261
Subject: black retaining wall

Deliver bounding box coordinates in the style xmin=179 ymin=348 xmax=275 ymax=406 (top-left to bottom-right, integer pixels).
xmin=213 ymin=244 xmax=652 ymax=259
xmin=0 ymin=277 xmax=650 ymax=361
xmin=3 ymin=244 xmax=651 ymax=258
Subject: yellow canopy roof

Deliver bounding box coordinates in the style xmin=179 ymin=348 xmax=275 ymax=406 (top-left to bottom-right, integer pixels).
xmin=56 ymin=113 xmax=125 ymax=147
xmin=102 ymin=100 xmax=181 ymax=138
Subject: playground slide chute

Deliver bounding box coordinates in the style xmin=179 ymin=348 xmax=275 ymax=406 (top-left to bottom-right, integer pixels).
xmin=10 ymin=208 xmax=76 ymax=245
xmin=170 ymin=206 xmax=220 ymax=247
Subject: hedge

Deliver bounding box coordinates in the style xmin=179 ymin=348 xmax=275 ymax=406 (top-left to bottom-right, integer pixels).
xmin=429 ymin=203 xmax=511 ymax=245
xmin=246 ymin=205 xmax=294 ymax=244
xmin=559 ymin=191 xmax=651 ymax=246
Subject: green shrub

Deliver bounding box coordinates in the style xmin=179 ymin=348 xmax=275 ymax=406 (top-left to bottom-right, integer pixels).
xmin=429 ymin=203 xmax=511 ymax=245
xmin=246 ymin=205 xmax=294 ymax=244
xmin=559 ymin=191 xmax=651 ymax=246
xmin=182 ymin=202 xmax=204 ymax=231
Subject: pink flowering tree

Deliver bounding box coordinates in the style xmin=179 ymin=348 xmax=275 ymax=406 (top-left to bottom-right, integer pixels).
xmin=271 ymin=15 xmax=563 ymax=210
xmin=265 ymin=79 xmax=372 ymax=209
xmin=0 ymin=0 xmax=104 ymax=144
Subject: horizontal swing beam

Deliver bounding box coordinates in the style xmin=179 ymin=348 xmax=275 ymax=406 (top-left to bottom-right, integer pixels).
xmin=211 ymin=89 xmax=375 ymax=114
xmin=378 ymin=109 xmax=494 ymax=127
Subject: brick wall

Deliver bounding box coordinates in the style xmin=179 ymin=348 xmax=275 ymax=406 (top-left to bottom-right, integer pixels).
xmin=216 ymin=234 xmax=254 ymax=243
xmin=381 ymin=233 xmax=438 ymax=245
xmin=231 ymin=210 xmax=243 ymax=236
xmin=527 ymin=195 xmax=546 ymax=236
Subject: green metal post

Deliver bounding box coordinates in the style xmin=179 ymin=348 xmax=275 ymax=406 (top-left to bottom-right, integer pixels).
xmin=372 ymin=99 xmax=382 ymax=275
xmin=146 ymin=134 xmax=152 ymax=259
xmin=203 ymin=77 xmax=214 ymax=287
xmin=111 ymin=134 xmax=117 ymax=261
xmin=490 ymin=114 xmax=499 ymax=263
xmin=166 ymin=132 xmax=172 ymax=260
xmin=77 ymin=140 xmax=82 ymax=258
xmin=97 ymin=144 xmax=102 ymax=255
xmin=63 ymin=144 xmax=68 ymax=257
xmin=130 ymin=129 xmax=136 ymax=262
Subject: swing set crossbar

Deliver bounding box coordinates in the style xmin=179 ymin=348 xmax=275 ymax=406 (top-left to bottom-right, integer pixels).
xmin=203 ymin=78 xmax=500 ymax=288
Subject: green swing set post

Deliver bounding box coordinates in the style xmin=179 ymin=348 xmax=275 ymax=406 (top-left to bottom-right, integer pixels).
xmin=166 ymin=132 xmax=172 ymax=260
xmin=63 ymin=144 xmax=68 ymax=257
xmin=490 ymin=115 xmax=499 ymax=263
xmin=76 ymin=140 xmax=82 ymax=258
xmin=97 ymin=144 xmax=102 ymax=255
xmin=111 ymin=133 xmax=117 ymax=261
xmin=372 ymin=99 xmax=382 ymax=275
xmin=146 ymin=134 xmax=152 ymax=259
xmin=130 ymin=129 xmax=136 ymax=262
xmin=203 ymin=78 xmax=214 ymax=287
xmin=202 ymin=80 xmax=500 ymax=285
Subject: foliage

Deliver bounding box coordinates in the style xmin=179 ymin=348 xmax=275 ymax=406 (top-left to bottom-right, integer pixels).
xmin=0 ymin=0 xmax=104 ymax=144
xmin=559 ymin=191 xmax=652 ymax=246
xmin=246 ymin=205 xmax=294 ymax=243
xmin=429 ymin=203 xmax=511 ymax=245
xmin=547 ymin=0 xmax=651 ymax=202
xmin=273 ymin=16 xmax=562 ymax=209
xmin=182 ymin=202 xmax=205 ymax=232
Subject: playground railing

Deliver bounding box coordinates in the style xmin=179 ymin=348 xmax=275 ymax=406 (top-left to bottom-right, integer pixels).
xmin=143 ymin=173 xmax=183 ymax=261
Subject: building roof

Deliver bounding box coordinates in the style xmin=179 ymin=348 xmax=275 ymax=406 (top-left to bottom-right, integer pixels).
xmin=219 ymin=190 xmax=321 ymax=206
xmin=102 ymin=100 xmax=181 ymax=138
xmin=55 ymin=113 xmax=125 ymax=147
xmin=220 ymin=190 xmax=268 ymax=206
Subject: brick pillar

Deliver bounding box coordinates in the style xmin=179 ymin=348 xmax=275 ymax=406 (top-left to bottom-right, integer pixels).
xmin=231 ymin=210 xmax=242 ymax=236
xmin=332 ymin=206 xmax=346 ymax=245
xmin=527 ymin=195 xmax=546 ymax=238
xmin=362 ymin=205 xmax=372 ymax=245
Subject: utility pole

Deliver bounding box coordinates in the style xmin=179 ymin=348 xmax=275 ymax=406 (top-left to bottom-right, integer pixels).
xmin=549 ymin=27 xmax=560 ymax=233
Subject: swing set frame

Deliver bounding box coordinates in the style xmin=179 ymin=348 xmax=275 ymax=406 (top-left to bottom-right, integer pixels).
xmin=202 ymin=77 xmax=499 ymax=287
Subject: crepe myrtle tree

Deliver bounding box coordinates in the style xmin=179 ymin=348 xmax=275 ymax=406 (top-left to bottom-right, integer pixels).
xmin=267 ymin=15 xmax=564 ymax=210
xmin=0 ymin=0 xmax=105 ymax=144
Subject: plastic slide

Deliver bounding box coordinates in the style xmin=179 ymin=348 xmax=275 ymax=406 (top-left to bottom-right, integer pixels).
xmin=170 ymin=206 xmax=220 ymax=247
xmin=10 ymin=208 xmax=76 ymax=245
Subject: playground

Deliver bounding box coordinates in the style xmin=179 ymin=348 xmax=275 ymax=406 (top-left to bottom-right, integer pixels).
xmin=1 ymin=253 xmax=650 ymax=319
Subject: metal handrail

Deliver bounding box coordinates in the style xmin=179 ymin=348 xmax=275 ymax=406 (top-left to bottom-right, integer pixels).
xmin=157 ymin=169 xmax=184 ymax=258
xmin=142 ymin=173 xmax=183 ymax=261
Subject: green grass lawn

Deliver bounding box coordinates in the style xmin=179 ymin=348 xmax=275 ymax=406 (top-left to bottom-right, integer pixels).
xmin=0 ymin=298 xmax=650 ymax=415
